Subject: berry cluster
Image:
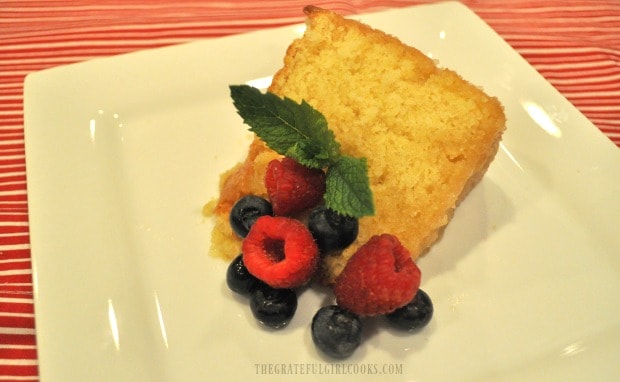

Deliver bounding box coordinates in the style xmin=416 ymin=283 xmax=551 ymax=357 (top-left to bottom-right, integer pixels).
xmin=225 ymin=157 xmax=433 ymax=358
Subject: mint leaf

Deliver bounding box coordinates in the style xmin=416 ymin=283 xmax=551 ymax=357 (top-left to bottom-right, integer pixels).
xmin=325 ymin=156 xmax=375 ymax=218
xmin=229 ymin=84 xmax=375 ymax=218
xmin=230 ymin=85 xmax=340 ymax=169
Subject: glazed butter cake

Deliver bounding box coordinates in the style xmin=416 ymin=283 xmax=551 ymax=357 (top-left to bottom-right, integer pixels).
xmin=207 ymin=6 xmax=506 ymax=283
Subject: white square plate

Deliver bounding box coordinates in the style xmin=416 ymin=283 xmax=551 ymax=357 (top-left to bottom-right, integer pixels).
xmin=24 ymin=2 xmax=620 ymax=381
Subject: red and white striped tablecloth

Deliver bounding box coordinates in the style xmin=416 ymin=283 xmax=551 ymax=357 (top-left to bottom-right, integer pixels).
xmin=1 ymin=0 xmax=619 ymax=379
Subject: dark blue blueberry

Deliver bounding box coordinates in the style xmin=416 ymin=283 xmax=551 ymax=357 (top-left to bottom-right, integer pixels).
xmin=229 ymin=195 xmax=273 ymax=238
xmin=385 ymin=289 xmax=433 ymax=331
xmin=308 ymin=206 xmax=358 ymax=254
xmin=226 ymin=254 xmax=262 ymax=295
xmin=311 ymin=305 xmax=362 ymax=358
xmin=250 ymin=284 xmax=297 ymax=329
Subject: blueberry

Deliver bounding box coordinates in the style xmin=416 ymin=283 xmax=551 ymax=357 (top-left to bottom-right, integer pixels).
xmin=250 ymin=284 xmax=297 ymax=329
xmin=308 ymin=206 xmax=358 ymax=254
xmin=385 ymin=289 xmax=433 ymax=331
xmin=311 ymin=305 xmax=362 ymax=358
xmin=230 ymin=195 xmax=273 ymax=238
xmin=226 ymin=254 xmax=262 ymax=295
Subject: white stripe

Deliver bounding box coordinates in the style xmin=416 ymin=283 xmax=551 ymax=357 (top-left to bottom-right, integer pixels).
xmin=0 ymin=38 xmax=195 ymax=51
xmin=2 ymin=4 xmax=201 ymax=12
xmin=491 ymin=24 xmax=620 ymax=34
xmin=487 ymin=15 xmax=620 ymax=24
xmin=586 ymin=118 xmax=620 ymax=126
xmin=0 ymin=282 xmax=32 ymax=287
xmin=0 ymin=359 xmax=38 ymax=366
xmin=1 ymin=70 xmax=47 ymax=76
xmin=580 ymin=105 xmax=620 ymax=112
xmin=0 ymin=269 xmax=31 ymax=277
xmin=0 ymin=344 xmax=36 ymax=349
xmin=0 ymin=221 xmax=28 ymax=227
xmin=4 ymin=28 xmax=220 ymax=45
xmin=0 ymin=232 xmax=28 ymax=237
xmin=0 ymin=145 xmax=24 ymax=152
xmin=0 ymin=375 xmax=39 ymax=381
xmin=0 ymin=171 xmax=26 ymax=178
xmin=0 ymin=118 xmax=23 ymax=124
xmin=530 ymin=60 xmax=620 ymax=69
xmin=0 ymin=327 xmax=35 ymax=335
xmin=502 ymin=31 xmax=620 ymax=41
xmin=0 ymin=102 xmax=22 ymax=109
xmin=1 ymin=2 xmax=273 ymax=12
xmin=0 ymin=190 xmax=28 ymax=196
xmin=0 ymin=219 xmax=29 ymax=224
xmin=533 ymin=61 xmax=618 ymax=70
xmin=518 ymin=46 xmax=620 ymax=55
xmin=0 ymin=112 xmax=24 ymax=117
xmin=0 ymin=297 xmax=33 ymax=304
xmin=0 ymin=256 xmax=30 ymax=263
xmin=3 ymin=16 xmax=301 ymax=28
xmin=0 ymin=312 xmax=34 ymax=318
xmin=564 ymin=90 xmax=620 ymax=98
xmin=550 ymin=81 xmax=620 ymax=89
xmin=477 ymin=4 xmax=620 ymax=13
xmin=0 ymin=155 xmax=25 ymax=161
xmin=0 ymin=139 xmax=24 ymax=145
xmin=0 ymin=203 xmax=28 ymax=208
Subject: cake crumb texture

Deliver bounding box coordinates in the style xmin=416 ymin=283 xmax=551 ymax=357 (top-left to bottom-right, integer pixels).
xmin=208 ymin=6 xmax=505 ymax=282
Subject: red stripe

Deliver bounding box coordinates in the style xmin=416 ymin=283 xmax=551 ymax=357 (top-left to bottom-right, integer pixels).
xmin=0 ymin=364 xmax=39 ymax=377
xmin=0 ymin=249 xmax=31 ymax=259
xmin=0 ymin=302 xmax=33 ymax=315
xmin=0 ymin=346 xmax=38 ymax=360
xmin=0 ymin=214 xmax=29 ymax=223
xmin=0 ymin=164 xmax=25 ymax=173
xmin=0 ymin=332 xmax=36 ymax=346
xmin=0 ymin=128 xmax=25 ymax=134
xmin=0 ymin=274 xmax=32 ymax=284
xmin=0 ymin=174 xmax=27 ymax=183
xmin=0 ymin=135 xmax=25 ymax=142
xmin=0 ymin=225 xmax=29 ymax=235
xmin=0 ymin=143 xmax=26 ymax=151
xmin=0 ymin=194 xmax=28 ymax=202
xmin=0 ymin=260 xmax=31 ymax=272
xmin=0 ymin=205 xmax=29 ymax=212
xmin=0 ymin=158 xmax=26 ymax=167
xmin=0 ymin=183 xmax=27 ymax=193
xmin=0 ymin=315 xmax=35 ymax=329
xmin=0 ymin=284 xmax=34 ymax=298
xmin=0 ymin=294 xmax=33 ymax=300
xmin=0 ymin=284 xmax=32 ymax=292
xmin=0 ymin=234 xmax=30 ymax=245
xmin=0 ymin=121 xmax=24 ymax=128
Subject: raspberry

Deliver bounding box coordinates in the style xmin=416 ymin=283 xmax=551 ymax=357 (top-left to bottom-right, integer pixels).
xmin=264 ymin=157 xmax=326 ymax=216
xmin=242 ymin=215 xmax=319 ymax=289
xmin=333 ymin=234 xmax=421 ymax=316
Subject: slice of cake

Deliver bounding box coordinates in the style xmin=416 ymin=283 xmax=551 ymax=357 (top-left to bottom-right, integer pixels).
xmin=208 ymin=6 xmax=506 ymax=283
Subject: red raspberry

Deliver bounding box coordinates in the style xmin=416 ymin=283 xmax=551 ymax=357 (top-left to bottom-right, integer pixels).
xmin=242 ymin=215 xmax=319 ymax=289
xmin=264 ymin=157 xmax=326 ymax=216
xmin=333 ymin=234 xmax=421 ymax=316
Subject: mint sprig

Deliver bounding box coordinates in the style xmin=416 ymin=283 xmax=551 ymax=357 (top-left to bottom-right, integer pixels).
xmin=230 ymin=84 xmax=340 ymax=169
xmin=230 ymin=84 xmax=375 ymax=218
xmin=325 ymin=156 xmax=374 ymax=218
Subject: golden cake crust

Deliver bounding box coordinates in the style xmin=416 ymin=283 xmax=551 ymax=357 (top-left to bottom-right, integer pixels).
xmin=207 ymin=6 xmax=506 ymax=283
